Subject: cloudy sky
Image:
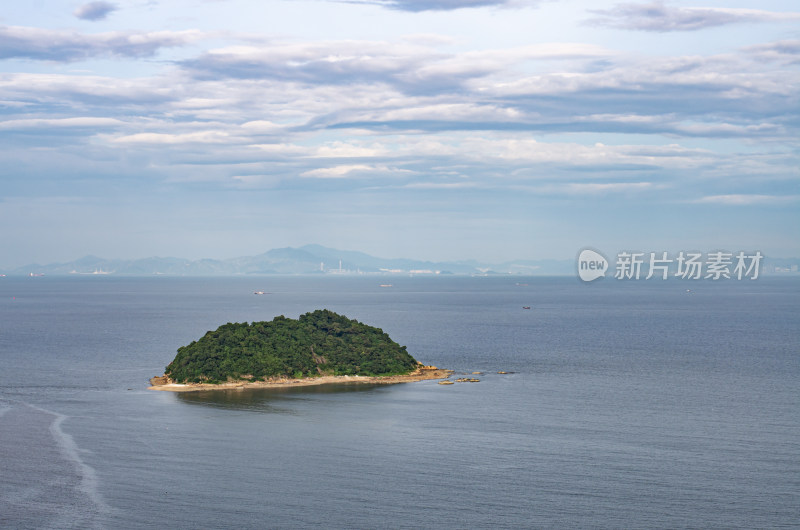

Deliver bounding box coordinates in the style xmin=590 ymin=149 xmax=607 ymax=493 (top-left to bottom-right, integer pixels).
xmin=1 ymin=0 xmax=798 ymax=267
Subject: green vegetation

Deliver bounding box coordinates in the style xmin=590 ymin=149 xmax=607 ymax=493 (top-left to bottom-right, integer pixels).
xmin=165 ymin=309 xmax=419 ymax=383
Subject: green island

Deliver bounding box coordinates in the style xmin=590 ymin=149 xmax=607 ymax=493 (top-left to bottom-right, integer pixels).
xmin=157 ymin=309 xmax=427 ymax=386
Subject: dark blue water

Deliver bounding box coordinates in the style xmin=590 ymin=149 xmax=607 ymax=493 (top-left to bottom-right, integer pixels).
xmin=1 ymin=276 xmax=798 ymax=528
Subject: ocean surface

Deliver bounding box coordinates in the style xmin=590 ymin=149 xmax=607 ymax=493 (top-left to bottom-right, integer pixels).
xmin=0 ymin=275 xmax=797 ymax=529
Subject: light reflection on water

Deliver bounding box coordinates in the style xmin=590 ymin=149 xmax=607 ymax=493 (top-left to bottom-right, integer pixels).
xmin=174 ymin=382 xmax=391 ymax=411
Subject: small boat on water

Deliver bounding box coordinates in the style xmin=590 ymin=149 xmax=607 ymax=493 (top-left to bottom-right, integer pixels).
xmin=522 ymin=306 xmax=531 ymax=310
xmin=254 ymin=291 xmax=268 ymax=295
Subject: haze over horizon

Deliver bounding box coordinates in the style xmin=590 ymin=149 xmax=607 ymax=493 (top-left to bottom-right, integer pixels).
xmin=1 ymin=0 xmax=798 ymax=269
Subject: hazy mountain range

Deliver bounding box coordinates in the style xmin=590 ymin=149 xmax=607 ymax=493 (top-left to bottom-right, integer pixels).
xmin=5 ymin=245 xmax=798 ymax=277
xmin=6 ymin=244 xmax=573 ymax=276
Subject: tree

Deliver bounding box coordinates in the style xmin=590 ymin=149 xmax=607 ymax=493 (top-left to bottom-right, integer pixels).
xmin=165 ymin=310 xmax=418 ymax=383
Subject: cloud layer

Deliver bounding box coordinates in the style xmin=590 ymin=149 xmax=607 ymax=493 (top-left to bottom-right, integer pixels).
xmin=2 ymin=33 xmax=797 ymax=193
xmin=0 ymin=1 xmax=797 ymax=264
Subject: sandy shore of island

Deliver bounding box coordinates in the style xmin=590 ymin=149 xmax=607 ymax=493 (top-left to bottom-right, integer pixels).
xmin=148 ymin=368 xmax=454 ymax=392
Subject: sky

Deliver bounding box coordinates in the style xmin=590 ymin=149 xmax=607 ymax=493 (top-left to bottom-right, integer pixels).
xmin=0 ymin=0 xmax=798 ymax=267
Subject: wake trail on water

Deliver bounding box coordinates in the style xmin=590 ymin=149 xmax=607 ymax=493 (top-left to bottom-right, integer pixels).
xmin=0 ymin=403 xmax=111 ymax=529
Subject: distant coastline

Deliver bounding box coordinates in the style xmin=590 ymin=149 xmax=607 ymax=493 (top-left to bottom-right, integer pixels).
xmin=5 ymin=244 xmax=798 ymax=277
xmin=3 ymin=244 xmax=575 ymax=276
xmin=148 ymin=368 xmax=454 ymax=392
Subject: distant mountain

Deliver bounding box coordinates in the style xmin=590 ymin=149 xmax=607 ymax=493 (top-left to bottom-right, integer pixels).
xmin=6 ymin=245 xmax=796 ymax=277
xmin=4 ymin=244 xmax=574 ymax=276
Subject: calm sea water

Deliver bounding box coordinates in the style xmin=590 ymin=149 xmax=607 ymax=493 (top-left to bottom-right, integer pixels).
xmin=0 ymin=275 xmax=798 ymax=529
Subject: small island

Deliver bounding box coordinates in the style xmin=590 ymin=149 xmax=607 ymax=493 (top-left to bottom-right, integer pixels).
xmin=149 ymin=309 xmax=452 ymax=392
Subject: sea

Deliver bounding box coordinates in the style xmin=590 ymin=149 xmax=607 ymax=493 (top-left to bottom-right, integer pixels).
xmin=0 ymin=275 xmax=797 ymax=529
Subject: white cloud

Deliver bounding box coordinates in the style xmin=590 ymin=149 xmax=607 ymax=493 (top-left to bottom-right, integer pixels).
xmin=334 ymin=0 xmax=525 ymax=12
xmin=111 ymin=131 xmax=233 ymax=145
xmin=312 ymin=142 xmax=389 ymax=158
xmin=351 ymin=102 xmax=522 ymax=122
xmin=74 ymin=1 xmax=118 ymax=21
xmin=588 ymin=2 xmax=800 ymax=32
xmin=744 ymin=40 xmax=800 ymax=65
xmin=0 ymin=117 xmax=123 ymax=130
xmin=0 ymin=26 xmax=205 ymax=61
xmin=300 ymin=164 xmax=412 ymax=178
xmin=252 ymin=143 xmax=311 ymax=155
xmin=182 ymin=40 xmax=612 ymax=98
xmin=240 ymin=120 xmax=284 ymax=132
xmin=692 ymin=194 xmax=799 ymax=205
xmin=563 ymin=181 xmax=658 ymax=194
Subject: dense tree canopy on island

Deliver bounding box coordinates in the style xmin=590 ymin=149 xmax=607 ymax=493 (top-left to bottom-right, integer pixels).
xmin=165 ymin=310 xmax=419 ymax=383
